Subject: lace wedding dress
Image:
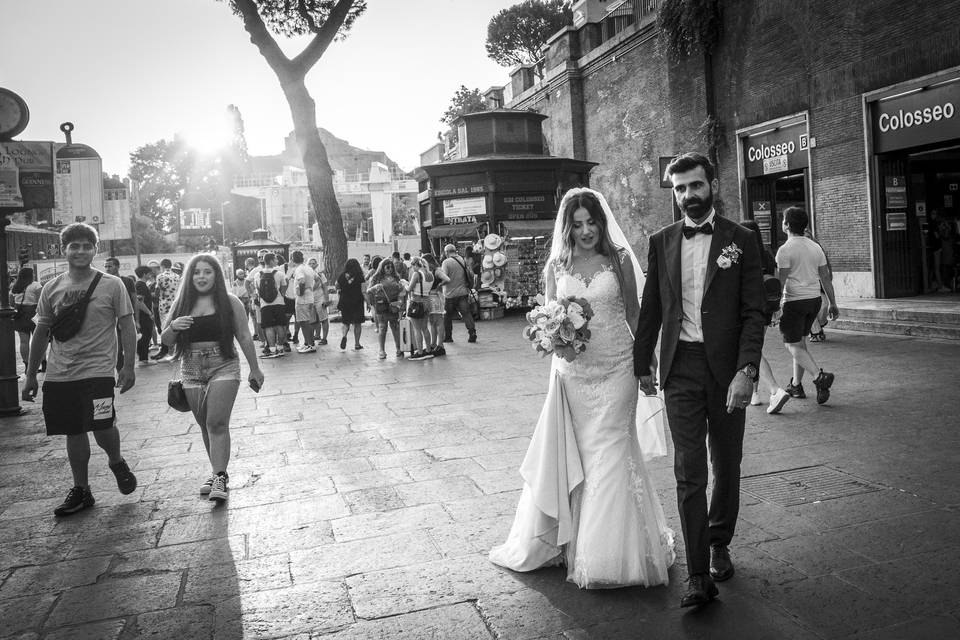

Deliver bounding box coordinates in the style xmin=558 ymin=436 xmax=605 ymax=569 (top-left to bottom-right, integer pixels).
xmin=489 ymin=264 xmax=675 ymax=588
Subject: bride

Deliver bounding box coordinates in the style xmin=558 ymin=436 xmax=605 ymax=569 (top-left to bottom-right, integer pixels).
xmin=489 ymin=187 xmax=675 ymax=589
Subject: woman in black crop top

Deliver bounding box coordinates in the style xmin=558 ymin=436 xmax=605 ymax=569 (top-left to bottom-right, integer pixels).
xmin=161 ymin=254 xmax=264 ymax=502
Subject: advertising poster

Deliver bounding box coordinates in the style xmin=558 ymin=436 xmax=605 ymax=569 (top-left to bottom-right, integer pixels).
xmin=100 ymin=187 xmax=132 ymax=240
xmin=53 ymin=148 xmax=103 ymax=225
xmin=0 ymin=141 xmax=55 ymax=212
xmin=179 ymin=208 xmax=213 ymax=235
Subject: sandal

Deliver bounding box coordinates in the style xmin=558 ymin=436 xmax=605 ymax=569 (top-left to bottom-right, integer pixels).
xmin=340 ymin=336 xmax=347 ymax=350
xmin=354 ymin=344 xmax=364 ymax=350
xmin=378 ymin=351 xmax=387 ymax=360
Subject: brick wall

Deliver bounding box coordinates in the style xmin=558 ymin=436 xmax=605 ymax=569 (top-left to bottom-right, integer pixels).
xmin=507 ymin=0 xmax=960 ymax=279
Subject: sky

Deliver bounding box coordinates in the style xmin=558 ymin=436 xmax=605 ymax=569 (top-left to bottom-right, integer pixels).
xmin=1 ymin=0 xmax=521 ymax=176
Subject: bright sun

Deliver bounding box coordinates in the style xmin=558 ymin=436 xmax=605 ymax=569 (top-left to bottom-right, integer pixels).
xmin=178 ymin=111 xmax=234 ymax=155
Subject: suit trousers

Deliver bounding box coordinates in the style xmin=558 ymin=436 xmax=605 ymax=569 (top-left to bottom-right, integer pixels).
xmin=663 ymin=341 xmax=745 ymax=576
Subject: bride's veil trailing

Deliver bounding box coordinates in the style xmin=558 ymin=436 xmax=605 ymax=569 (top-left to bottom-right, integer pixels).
xmin=547 ymin=187 xmax=668 ymax=461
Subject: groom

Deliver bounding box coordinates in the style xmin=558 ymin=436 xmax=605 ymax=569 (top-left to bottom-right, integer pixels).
xmin=634 ymin=152 xmax=765 ymax=607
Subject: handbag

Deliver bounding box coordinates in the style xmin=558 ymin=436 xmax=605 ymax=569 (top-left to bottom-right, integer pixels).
xmin=167 ymin=380 xmax=191 ymax=412
xmin=407 ymin=277 xmax=426 ymax=319
xmin=49 ymin=272 xmax=103 ymax=342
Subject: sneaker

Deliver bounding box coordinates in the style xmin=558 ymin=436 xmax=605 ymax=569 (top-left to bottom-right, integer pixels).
xmin=809 ymin=332 xmax=824 ymax=342
xmin=408 ymin=351 xmax=427 ymax=361
xmin=273 ymin=349 xmax=286 ymax=358
xmin=340 ymin=336 xmax=348 ymax=350
xmin=433 ymin=346 xmax=446 ymax=357
xmin=318 ymin=339 xmax=328 ymax=345
xmin=767 ymin=388 xmax=790 ymax=414
xmin=378 ymin=351 xmax=387 ymax=360
xmin=54 ymin=486 xmax=95 ymax=516
xmin=209 ymin=473 xmax=229 ymax=502
xmin=785 ymin=380 xmax=806 ymax=399
xmin=296 ymin=345 xmax=316 ymax=353
xmin=260 ymin=348 xmax=276 ymax=358
xmin=396 ymin=350 xmax=405 ymax=358
xmin=200 ymin=475 xmax=215 ymax=495
xmin=282 ymin=343 xmax=292 ymax=353
xmin=813 ymin=370 xmax=835 ymax=405
xmin=354 ymin=344 xmax=364 ymax=350
xmin=109 ymin=458 xmax=138 ymax=495
xmin=467 ymin=333 xmax=477 ymax=343
xmin=750 ymin=391 xmax=762 ymax=406
xmin=292 ymin=338 xmax=299 ymax=345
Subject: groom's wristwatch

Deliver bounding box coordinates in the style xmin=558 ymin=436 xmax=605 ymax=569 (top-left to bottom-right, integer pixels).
xmin=737 ymin=364 xmax=758 ymax=381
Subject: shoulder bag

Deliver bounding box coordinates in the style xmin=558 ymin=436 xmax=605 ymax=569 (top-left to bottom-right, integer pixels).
xmin=49 ymin=272 xmax=104 ymax=342
xmin=167 ymin=380 xmax=191 ymax=412
xmin=407 ymin=276 xmax=426 ymax=319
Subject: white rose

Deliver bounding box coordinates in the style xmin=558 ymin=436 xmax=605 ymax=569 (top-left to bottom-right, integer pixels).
xmin=539 ymin=336 xmax=554 ymax=351
xmin=716 ymin=255 xmax=732 ymax=269
xmin=568 ymin=310 xmax=585 ymax=329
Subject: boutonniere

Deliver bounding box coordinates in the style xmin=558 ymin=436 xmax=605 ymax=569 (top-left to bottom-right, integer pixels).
xmin=717 ymin=243 xmax=742 ymax=270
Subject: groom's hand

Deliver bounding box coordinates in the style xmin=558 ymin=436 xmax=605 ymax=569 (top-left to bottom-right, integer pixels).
xmin=638 ymin=374 xmax=657 ymax=396
xmin=726 ymin=374 xmax=753 ymax=413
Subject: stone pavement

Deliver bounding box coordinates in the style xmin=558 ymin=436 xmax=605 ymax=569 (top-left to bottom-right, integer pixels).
xmin=1 ymin=318 xmax=959 ymax=639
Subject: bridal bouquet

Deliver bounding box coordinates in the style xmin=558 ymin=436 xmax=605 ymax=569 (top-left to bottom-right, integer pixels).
xmin=523 ymin=294 xmax=594 ymax=362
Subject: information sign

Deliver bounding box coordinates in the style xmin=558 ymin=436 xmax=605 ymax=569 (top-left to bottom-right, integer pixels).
xmin=0 ymin=141 xmax=54 ymax=211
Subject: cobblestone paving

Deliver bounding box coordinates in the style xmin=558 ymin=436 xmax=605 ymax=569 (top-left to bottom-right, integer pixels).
xmin=1 ymin=317 xmax=959 ymax=638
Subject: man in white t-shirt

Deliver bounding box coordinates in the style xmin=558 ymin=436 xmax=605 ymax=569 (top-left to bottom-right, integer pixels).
xmin=289 ymin=251 xmax=318 ymax=353
xmin=775 ymin=207 xmax=839 ymax=404
xmin=308 ymin=257 xmax=331 ymax=345
xmin=248 ymin=252 xmax=287 ymax=358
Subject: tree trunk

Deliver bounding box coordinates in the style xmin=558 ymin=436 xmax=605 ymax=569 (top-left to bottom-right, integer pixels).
xmin=282 ymin=79 xmax=348 ymax=279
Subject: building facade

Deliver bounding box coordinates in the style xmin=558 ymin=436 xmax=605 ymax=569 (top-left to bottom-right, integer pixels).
xmin=501 ymin=0 xmax=960 ymax=299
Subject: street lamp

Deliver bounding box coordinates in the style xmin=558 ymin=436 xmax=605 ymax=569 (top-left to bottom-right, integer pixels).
xmin=219 ymin=200 xmax=230 ymax=245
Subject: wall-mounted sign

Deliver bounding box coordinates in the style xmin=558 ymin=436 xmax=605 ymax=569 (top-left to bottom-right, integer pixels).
xmin=434 ymin=185 xmax=486 ymax=197
xmin=180 ymin=207 xmax=212 ymax=234
xmin=53 ymin=143 xmax=103 ymax=224
xmin=884 ymin=175 xmax=907 ymax=209
xmin=100 ymin=188 xmax=131 ymax=240
xmin=0 ymin=141 xmax=54 ymax=211
xmin=442 ymin=196 xmax=486 ymax=221
xmin=872 ymin=76 xmax=960 ymax=154
xmin=886 ymin=212 xmax=907 ymax=231
xmin=742 ymin=120 xmax=810 ymax=178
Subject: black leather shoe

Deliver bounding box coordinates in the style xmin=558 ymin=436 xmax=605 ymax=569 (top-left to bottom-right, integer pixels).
xmin=710 ymin=545 xmax=735 ymax=582
xmin=680 ymin=573 xmax=718 ymax=608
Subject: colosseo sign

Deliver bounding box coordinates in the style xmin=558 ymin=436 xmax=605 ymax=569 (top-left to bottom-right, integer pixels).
xmin=872 ymin=76 xmax=960 ymax=153
xmin=742 ymin=120 xmax=810 ymax=178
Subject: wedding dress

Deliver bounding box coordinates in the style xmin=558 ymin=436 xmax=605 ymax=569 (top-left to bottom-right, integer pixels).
xmin=489 ymin=263 xmax=675 ymax=588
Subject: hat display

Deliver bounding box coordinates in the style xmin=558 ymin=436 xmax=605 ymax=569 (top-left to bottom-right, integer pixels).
xmin=483 ymin=233 xmax=503 ymax=251
xmin=482 ymin=254 xmax=495 ymax=269
xmin=494 ymin=267 xmax=503 ymax=278
xmin=480 ymin=269 xmax=496 ymax=285
xmin=492 ymin=251 xmax=507 ymax=267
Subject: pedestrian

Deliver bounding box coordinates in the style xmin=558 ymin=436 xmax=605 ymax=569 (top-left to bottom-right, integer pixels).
xmin=147 ymin=260 xmax=162 ymax=350
xmin=133 ymin=266 xmax=157 ymax=367
xmin=252 ymin=252 xmax=287 ymax=358
xmin=402 ymin=252 xmax=412 ymax=271
xmin=21 ymin=222 xmax=139 ymax=516
xmin=421 ymin=253 xmax=449 ymax=356
xmin=391 ymin=251 xmax=409 ymax=281
xmin=233 ymin=268 xmax=250 ymax=323
xmin=105 ymin=257 xmax=138 ymax=371
xmin=278 ymin=255 xmax=295 ymax=353
xmin=937 ymin=217 xmax=957 ymax=292
xmin=741 ymin=220 xmax=790 ymax=414
xmin=10 ymin=266 xmax=42 ymax=368
xmin=289 ymin=250 xmax=318 ymax=353
xmin=927 ymin=210 xmax=948 ymax=292
xmin=152 ymin=258 xmax=181 ymax=360
xmin=308 ymin=257 xmax=330 ymax=345
xmin=634 ymin=152 xmax=767 ymax=607
xmin=441 ymin=244 xmax=477 ymax=343
xmin=336 ymin=258 xmax=366 ymax=351
xmin=160 ymin=254 xmax=264 ymax=502
xmin=777 ymin=206 xmax=839 ymax=404
xmin=404 ymin=256 xmax=434 ymax=360
xmin=243 ymin=257 xmax=261 ymax=340
xmin=366 ymin=259 xmax=405 ymax=359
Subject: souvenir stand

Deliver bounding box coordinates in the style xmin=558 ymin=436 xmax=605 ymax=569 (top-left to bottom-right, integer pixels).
xmin=415 ymin=109 xmax=596 ymax=316
xmin=231 ymin=229 xmax=290 ymax=275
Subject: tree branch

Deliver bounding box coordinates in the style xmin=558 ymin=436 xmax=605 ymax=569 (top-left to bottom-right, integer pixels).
xmin=291 ymin=0 xmax=354 ymax=72
xmin=232 ymin=0 xmax=293 ymax=78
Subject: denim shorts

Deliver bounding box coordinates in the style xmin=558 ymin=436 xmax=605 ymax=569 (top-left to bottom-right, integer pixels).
xmin=179 ymin=342 xmax=241 ymax=389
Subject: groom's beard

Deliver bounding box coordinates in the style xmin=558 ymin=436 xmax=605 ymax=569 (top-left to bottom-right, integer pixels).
xmin=681 ymin=191 xmax=714 ymax=220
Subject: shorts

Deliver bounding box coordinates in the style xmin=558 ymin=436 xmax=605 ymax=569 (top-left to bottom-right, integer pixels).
xmin=428 ymin=292 xmax=445 ymax=315
xmin=260 ymin=304 xmax=287 ymax=328
xmin=296 ymin=302 xmax=318 ymax=324
xmin=780 ymin=297 xmax=822 ymax=343
xmin=284 ymin=297 xmax=296 ymax=317
xmin=314 ymin=301 xmax=329 ymax=322
xmin=43 ymin=377 xmax=116 ymax=436
xmin=179 ymin=342 xmax=241 ymax=389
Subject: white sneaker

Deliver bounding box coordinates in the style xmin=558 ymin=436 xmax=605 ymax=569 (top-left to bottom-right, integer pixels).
xmin=200 ymin=475 xmax=215 ymax=495
xmin=209 ymin=474 xmax=228 ymax=501
xmin=750 ymin=391 xmax=762 ymax=406
xmin=767 ymin=388 xmax=790 ymax=414
xmin=296 ymin=345 xmax=316 ymax=353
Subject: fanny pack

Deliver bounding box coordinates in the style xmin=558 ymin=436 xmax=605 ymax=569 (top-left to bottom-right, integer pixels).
xmin=49 ymin=272 xmax=103 ymax=342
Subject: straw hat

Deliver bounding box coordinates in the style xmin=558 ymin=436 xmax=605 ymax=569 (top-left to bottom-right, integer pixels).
xmin=483 ymin=233 xmax=503 ymax=251
xmin=482 ymin=254 xmax=495 ymax=269
xmin=480 ymin=269 xmax=495 ymax=285
xmin=492 ymin=251 xmax=507 ymax=267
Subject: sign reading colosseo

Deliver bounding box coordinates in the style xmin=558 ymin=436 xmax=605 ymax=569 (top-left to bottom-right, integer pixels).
xmin=872 ymin=76 xmax=960 ymax=153
xmin=742 ymin=120 xmax=810 ymax=178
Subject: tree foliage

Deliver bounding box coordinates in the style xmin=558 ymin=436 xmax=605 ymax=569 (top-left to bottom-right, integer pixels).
xmin=128 ymin=137 xmax=197 ymax=233
xmin=485 ymin=0 xmax=572 ymax=67
xmin=441 ymin=86 xmax=488 ymax=126
xmin=657 ymin=0 xmax=722 ymax=61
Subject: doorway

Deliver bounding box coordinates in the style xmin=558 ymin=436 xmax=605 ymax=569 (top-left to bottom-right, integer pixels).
xmin=745 ymin=170 xmax=810 ymax=254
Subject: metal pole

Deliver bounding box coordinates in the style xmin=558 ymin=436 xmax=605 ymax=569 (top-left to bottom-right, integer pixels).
xmin=0 ymin=214 xmax=22 ymax=415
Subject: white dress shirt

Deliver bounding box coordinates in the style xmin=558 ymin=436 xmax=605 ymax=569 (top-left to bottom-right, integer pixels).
xmin=679 ymin=210 xmax=716 ymax=343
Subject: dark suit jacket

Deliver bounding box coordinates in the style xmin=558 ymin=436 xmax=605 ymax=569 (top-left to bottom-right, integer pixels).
xmin=633 ymin=215 xmax=766 ymax=389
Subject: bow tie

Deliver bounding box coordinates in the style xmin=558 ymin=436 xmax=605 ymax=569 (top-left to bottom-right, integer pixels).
xmin=683 ymin=222 xmax=714 ymax=239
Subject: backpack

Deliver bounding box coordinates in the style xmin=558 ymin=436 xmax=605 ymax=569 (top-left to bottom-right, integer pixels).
xmin=258 ymin=269 xmax=279 ymax=303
